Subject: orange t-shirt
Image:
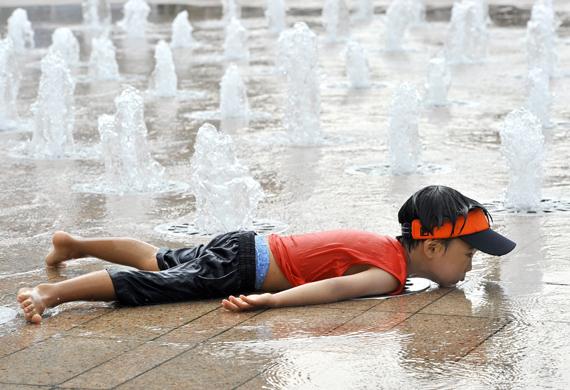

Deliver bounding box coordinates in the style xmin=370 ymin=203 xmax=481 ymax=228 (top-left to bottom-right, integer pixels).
xmin=268 ymin=230 xmax=408 ymax=295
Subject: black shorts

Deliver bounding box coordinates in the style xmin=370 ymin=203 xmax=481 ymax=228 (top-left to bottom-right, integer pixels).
xmin=106 ymin=231 xmax=256 ymax=306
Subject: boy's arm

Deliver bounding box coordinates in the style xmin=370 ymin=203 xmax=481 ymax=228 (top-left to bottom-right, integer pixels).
xmin=221 ymin=267 xmax=399 ymax=312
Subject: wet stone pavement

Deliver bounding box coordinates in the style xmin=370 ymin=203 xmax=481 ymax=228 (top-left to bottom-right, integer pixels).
xmin=1 ymin=0 xmax=570 ymax=389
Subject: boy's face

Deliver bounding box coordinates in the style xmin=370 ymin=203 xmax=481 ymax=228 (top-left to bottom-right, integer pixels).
xmin=424 ymin=238 xmax=476 ymax=287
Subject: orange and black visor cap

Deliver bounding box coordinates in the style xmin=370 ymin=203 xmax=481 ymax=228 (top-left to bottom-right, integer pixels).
xmin=401 ymin=208 xmax=516 ymax=256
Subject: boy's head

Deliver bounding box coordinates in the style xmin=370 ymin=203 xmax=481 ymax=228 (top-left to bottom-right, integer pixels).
xmin=397 ymin=185 xmax=516 ymax=286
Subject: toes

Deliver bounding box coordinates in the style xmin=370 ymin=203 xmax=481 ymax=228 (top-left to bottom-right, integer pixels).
xmin=30 ymin=313 xmax=42 ymax=324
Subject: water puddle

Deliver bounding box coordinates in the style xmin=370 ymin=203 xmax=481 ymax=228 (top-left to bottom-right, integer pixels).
xmin=0 ymin=306 xmax=18 ymax=325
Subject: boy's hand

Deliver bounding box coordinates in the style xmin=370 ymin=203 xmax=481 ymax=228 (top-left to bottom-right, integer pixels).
xmin=221 ymin=293 xmax=275 ymax=312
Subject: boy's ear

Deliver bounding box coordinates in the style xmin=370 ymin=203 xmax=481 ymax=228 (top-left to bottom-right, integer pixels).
xmin=423 ymin=239 xmax=443 ymax=258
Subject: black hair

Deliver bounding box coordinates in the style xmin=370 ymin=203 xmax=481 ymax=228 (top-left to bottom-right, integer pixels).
xmin=397 ymin=185 xmax=492 ymax=252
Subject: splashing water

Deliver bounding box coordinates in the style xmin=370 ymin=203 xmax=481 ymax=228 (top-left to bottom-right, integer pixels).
xmin=265 ymin=0 xmax=287 ymax=34
xmin=88 ymin=34 xmax=120 ymax=80
xmin=345 ymin=41 xmax=370 ymax=89
xmin=149 ymin=40 xmax=177 ymax=97
xmin=224 ymin=17 xmax=249 ymax=62
xmin=410 ymin=0 xmax=426 ymax=24
xmin=48 ymin=28 xmax=80 ymax=68
xmin=118 ymin=0 xmax=150 ymax=38
xmin=7 ymin=8 xmax=34 ymax=52
xmin=96 ymin=86 xmax=166 ymax=193
xmin=424 ymin=56 xmax=451 ymax=107
xmin=223 ymin=0 xmax=241 ymax=23
xmin=353 ymin=0 xmax=374 ymax=23
xmin=445 ymin=0 xmax=488 ymax=64
xmin=277 ymin=22 xmax=322 ymax=145
xmin=527 ymin=68 xmax=552 ymax=129
xmin=384 ymin=0 xmax=416 ymax=51
xmin=526 ymin=1 xmax=558 ymax=78
xmin=388 ymin=83 xmax=421 ymax=175
xmin=82 ymin=0 xmax=111 ymax=28
xmin=322 ymin=0 xmax=351 ymax=43
xmin=190 ymin=123 xmax=264 ymax=234
xmin=29 ymin=52 xmax=76 ymax=159
xmin=170 ymin=11 xmax=194 ymax=49
xmin=0 ymin=38 xmax=21 ymax=130
xmin=220 ymin=63 xmax=249 ymax=120
xmin=500 ymin=108 xmax=544 ymax=211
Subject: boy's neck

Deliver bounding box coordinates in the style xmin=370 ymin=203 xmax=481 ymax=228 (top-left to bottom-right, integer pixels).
xmin=404 ymin=245 xmax=429 ymax=279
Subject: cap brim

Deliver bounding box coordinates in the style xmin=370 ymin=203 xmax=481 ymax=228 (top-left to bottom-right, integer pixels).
xmin=460 ymin=229 xmax=516 ymax=256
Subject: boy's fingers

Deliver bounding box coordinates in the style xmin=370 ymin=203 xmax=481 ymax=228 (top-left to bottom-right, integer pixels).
xmin=222 ymin=299 xmax=240 ymax=312
xmin=229 ymin=295 xmax=252 ymax=310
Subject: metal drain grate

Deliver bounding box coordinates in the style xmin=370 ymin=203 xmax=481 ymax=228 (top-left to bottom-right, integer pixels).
xmin=354 ymin=277 xmax=434 ymax=300
xmin=155 ymin=218 xmax=289 ymax=238
xmin=346 ymin=162 xmax=448 ymax=176
xmin=484 ymin=198 xmax=570 ymax=215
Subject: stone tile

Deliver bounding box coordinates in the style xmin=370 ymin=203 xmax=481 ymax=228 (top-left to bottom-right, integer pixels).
xmin=0 ymin=302 xmax=112 ymax=358
xmin=393 ymin=313 xmax=508 ymax=362
xmin=0 ymin=385 xmax=52 ymax=390
xmin=65 ymin=300 xmax=219 ymax=341
xmin=115 ymin=340 xmax=273 ymax=390
xmin=310 ymin=298 xmax=381 ymax=311
xmin=155 ymin=307 xmax=259 ymax=345
xmin=215 ymin=306 xmax=362 ymax=342
xmin=0 ymin=335 xmax=139 ymax=386
xmin=370 ymin=287 xmax=452 ymax=314
xmin=328 ymin=310 xmax=412 ymax=335
xmin=115 ymin=307 xmax=363 ymax=389
xmin=60 ymin=340 xmax=189 ymax=389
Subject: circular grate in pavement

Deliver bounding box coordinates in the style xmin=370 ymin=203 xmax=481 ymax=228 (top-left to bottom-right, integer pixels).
xmin=354 ymin=277 xmax=434 ymax=300
xmin=155 ymin=218 xmax=289 ymax=238
xmin=346 ymin=162 xmax=448 ymax=176
xmin=483 ymin=198 xmax=570 ymax=215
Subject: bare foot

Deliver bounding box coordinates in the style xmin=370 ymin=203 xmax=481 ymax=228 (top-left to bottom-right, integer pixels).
xmin=17 ymin=287 xmax=48 ymax=324
xmin=45 ymin=231 xmax=80 ymax=267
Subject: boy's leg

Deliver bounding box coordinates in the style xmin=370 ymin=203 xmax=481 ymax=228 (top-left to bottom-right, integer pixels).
xmin=46 ymin=231 xmax=160 ymax=271
xmin=17 ymin=270 xmax=115 ymax=324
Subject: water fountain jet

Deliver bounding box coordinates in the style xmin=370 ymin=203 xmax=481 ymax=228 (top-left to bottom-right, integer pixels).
xmin=88 ymin=35 xmax=120 ymax=80
xmin=345 ymin=41 xmax=370 ymax=89
xmin=0 ymin=38 xmax=21 ymax=130
xmin=118 ymin=0 xmax=150 ymax=38
xmin=149 ymin=40 xmax=178 ymax=97
xmin=220 ymin=64 xmax=249 ymax=120
xmin=190 ymin=123 xmax=264 ymax=233
xmin=82 ymin=0 xmax=111 ymax=28
xmin=500 ymin=108 xmax=544 ymax=211
xmin=424 ymin=56 xmax=451 ymax=107
xmin=353 ymin=0 xmax=374 ymax=23
xmin=96 ymin=86 xmax=166 ymax=193
xmin=322 ymin=0 xmax=350 ymax=43
xmin=48 ymin=28 xmax=80 ymax=68
xmin=7 ymin=9 xmax=34 ymax=52
xmin=29 ymin=52 xmax=76 ymax=159
xmin=526 ymin=0 xmax=558 ymax=77
xmin=265 ymin=0 xmax=287 ymax=34
xmin=277 ymin=22 xmax=322 ymax=144
xmin=445 ymin=0 xmax=488 ymax=64
xmin=527 ymin=68 xmax=552 ymax=129
xmin=388 ymin=83 xmax=421 ymax=174
xmin=170 ymin=10 xmax=194 ymax=49
xmin=224 ymin=17 xmax=249 ymax=62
